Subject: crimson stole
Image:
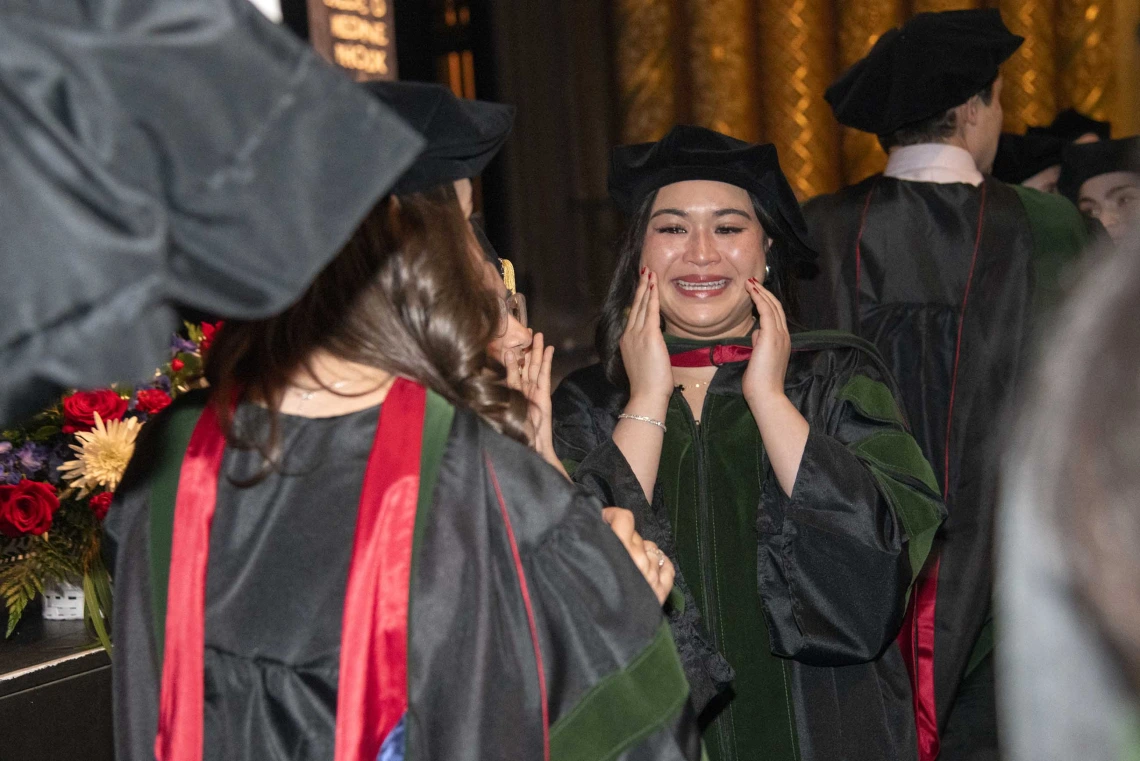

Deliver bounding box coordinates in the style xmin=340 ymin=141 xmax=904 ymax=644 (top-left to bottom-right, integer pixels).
xmin=155 ymin=379 xmax=427 ymax=761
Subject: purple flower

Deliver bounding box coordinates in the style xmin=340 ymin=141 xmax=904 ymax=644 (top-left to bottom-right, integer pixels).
xmin=0 ymin=444 xmax=16 ymax=484
xmin=15 ymin=442 xmax=47 ymax=473
xmin=45 ymin=442 xmax=70 ymax=486
xmin=153 ymin=375 xmax=172 ymax=393
xmin=170 ymin=336 xmax=198 ymax=355
xmin=0 ymin=459 xmax=19 ymax=485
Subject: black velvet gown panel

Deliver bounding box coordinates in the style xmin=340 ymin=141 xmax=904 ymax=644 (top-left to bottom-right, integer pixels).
xmin=201 ymin=403 xmax=379 ymax=761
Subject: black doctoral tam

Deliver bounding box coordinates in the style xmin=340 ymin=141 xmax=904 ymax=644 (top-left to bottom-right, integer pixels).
xmin=1059 ymin=136 xmax=1140 ymax=201
xmin=825 ymin=9 xmax=1022 ymax=136
xmin=363 ymin=81 xmax=515 ymax=196
xmin=608 ymin=124 xmax=816 ymax=262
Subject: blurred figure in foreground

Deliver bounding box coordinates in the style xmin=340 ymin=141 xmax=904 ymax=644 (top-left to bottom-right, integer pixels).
xmin=998 ymin=228 xmax=1140 ymax=761
xmin=0 ymin=0 xmax=422 ymax=424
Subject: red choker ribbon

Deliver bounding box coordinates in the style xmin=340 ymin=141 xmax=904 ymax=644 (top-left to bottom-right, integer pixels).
xmin=156 ymin=379 xmax=426 ymax=761
xmin=669 ymin=344 xmax=753 ymax=367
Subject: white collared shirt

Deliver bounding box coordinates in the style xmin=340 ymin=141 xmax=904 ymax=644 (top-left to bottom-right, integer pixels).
xmin=883 ymin=143 xmax=984 ymax=186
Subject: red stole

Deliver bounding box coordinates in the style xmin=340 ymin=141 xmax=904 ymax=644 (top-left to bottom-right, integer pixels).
xmin=155 ymin=379 xmax=426 ymax=761
xmin=668 ymin=344 xmax=753 ymax=367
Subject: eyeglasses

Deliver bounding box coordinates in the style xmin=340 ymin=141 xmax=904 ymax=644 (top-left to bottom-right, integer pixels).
xmin=497 ymin=292 xmax=528 ymax=335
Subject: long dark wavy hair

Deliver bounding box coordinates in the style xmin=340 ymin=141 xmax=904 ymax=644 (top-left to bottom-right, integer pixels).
xmin=596 ymin=189 xmax=800 ymax=388
xmin=205 ymin=185 xmax=528 ymax=466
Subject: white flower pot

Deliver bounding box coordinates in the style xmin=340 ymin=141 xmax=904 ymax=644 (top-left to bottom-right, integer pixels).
xmin=42 ymin=581 xmax=85 ymax=620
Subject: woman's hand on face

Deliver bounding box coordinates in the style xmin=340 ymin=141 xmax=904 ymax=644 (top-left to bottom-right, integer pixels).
xmin=742 ymin=279 xmax=791 ymax=409
xmin=518 ymin=333 xmax=569 ymax=479
xmin=620 ymin=269 xmax=674 ymax=408
xmin=602 ymin=507 xmax=675 ymax=606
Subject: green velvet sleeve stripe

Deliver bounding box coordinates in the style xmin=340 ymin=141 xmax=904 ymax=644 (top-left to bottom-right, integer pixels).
xmin=412 ymin=389 xmax=455 ymax=557
xmin=561 ymin=458 xmax=581 ymax=476
xmin=850 ymin=429 xmax=939 ymax=492
xmin=836 ymin=374 xmax=907 ymax=427
xmin=838 ymin=376 xmax=945 ymax=586
xmin=148 ymin=400 xmax=208 ymax=660
xmin=550 ymin=622 xmax=690 ymax=761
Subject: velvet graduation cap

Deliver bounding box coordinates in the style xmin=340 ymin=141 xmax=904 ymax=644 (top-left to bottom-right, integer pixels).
xmin=362 ymin=81 xmax=515 ymax=196
xmin=608 ymin=124 xmax=816 ymax=262
xmin=825 ymin=9 xmax=1023 ymax=136
xmin=1059 ymin=137 xmax=1140 ymax=201
xmin=1028 ymin=108 xmax=1112 ymax=143
xmin=992 ymin=132 xmax=1066 ymax=184
xmin=363 ymin=81 xmax=519 ymax=289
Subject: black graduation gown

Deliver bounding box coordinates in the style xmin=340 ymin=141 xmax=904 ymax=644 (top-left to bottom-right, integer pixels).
xmin=798 ymin=176 xmax=1087 ymax=735
xmin=104 ymin=391 xmax=701 ymax=761
xmin=552 ymin=332 xmax=946 ymax=761
xmin=0 ymin=0 xmax=422 ymax=424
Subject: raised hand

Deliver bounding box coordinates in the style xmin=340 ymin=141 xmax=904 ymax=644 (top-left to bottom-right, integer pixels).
xmin=519 ymin=332 xmax=568 ymax=478
xmin=619 ymin=269 xmax=674 ymax=407
xmin=741 ymin=278 xmax=791 ymax=407
xmin=602 ymin=506 xmax=675 ymax=606
xmin=742 ymin=278 xmax=808 ymax=496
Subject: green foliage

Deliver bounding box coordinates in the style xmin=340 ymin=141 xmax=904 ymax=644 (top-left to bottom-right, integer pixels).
xmin=1 ymin=538 xmax=80 ymax=637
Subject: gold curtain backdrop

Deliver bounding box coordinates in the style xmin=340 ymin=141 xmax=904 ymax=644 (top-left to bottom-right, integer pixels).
xmin=614 ymin=0 xmax=1139 ymax=200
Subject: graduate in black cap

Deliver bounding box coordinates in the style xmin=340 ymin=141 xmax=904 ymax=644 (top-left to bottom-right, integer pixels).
xmin=105 ymin=82 xmax=699 ymax=761
xmin=992 ymin=132 xmax=1068 ymax=193
xmin=551 ymin=124 xmax=945 ymax=761
xmin=799 ymin=9 xmax=1090 ymax=761
xmin=1029 ymin=108 xmax=1112 ymax=145
xmin=365 ymin=80 xmax=567 ymax=476
xmin=1059 ymin=137 xmax=1140 ymax=242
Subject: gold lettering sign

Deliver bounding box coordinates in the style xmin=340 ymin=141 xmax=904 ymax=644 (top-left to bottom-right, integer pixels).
xmin=329 ymin=14 xmax=389 ymax=47
xmin=307 ymin=0 xmax=397 ymax=81
xmin=333 ymin=43 xmax=389 ymax=75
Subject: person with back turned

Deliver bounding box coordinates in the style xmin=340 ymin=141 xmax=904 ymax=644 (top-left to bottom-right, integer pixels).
xmin=799 ymin=9 xmax=1088 ymax=761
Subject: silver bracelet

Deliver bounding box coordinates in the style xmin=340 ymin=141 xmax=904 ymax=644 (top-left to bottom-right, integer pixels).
xmin=618 ymin=413 xmax=667 ymax=433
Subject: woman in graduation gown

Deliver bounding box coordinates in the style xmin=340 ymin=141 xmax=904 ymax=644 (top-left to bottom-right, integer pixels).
xmin=104 ymin=85 xmax=698 ymax=761
xmin=551 ymin=125 xmax=947 ymax=761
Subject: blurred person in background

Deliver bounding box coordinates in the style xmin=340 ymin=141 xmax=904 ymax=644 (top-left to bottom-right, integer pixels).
xmin=991 ymin=132 xmax=1067 ymax=193
xmin=1060 ymin=137 xmax=1140 ymax=243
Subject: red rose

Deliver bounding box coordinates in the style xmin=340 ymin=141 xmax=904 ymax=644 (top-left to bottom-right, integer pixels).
xmin=88 ymin=491 xmax=114 ymax=521
xmin=199 ymin=321 xmax=224 ymax=353
xmin=62 ymin=389 xmax=128 ymax=433
xmin=171 ymin=358 xmax=185 ymax=372
xmin=136 ymin=388 xmax=172 ymax=415
xmin=0 ymin=480 xmax=60 ymax=537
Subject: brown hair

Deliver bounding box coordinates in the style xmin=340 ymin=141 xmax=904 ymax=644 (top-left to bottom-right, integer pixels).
xmin=205 ymin=185 xmax=528 ymax=465
xmin=878 ymin=77 xmax=997 ymax=151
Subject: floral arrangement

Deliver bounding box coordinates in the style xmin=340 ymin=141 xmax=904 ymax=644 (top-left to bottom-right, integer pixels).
xmin=0 ymin=322 xmax=220 ymax=646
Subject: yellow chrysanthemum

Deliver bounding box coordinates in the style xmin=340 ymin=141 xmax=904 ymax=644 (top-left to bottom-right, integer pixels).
xmin=58 ymin=412 xmax=141 ymax=497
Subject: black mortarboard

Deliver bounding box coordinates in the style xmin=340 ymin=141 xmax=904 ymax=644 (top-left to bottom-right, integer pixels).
xmin=1027 ymin=108 xmax=1112 ymax=143
xmin=825 ymin=9 xmax=1023 ymax=136
xmin=992 ymin=132 xmax=1066 ymax=184
xmin=608 ymin=125 xmax=816 ymax=261
xmin=1059 ymin=137 xmax=1140 ymax=201
xmin=362 ymin=81 xmax=514 ymax=195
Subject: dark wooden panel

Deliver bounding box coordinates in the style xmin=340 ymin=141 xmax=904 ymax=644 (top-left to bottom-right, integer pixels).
xmin=1 ymin=617 xmax=113 ymax=761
